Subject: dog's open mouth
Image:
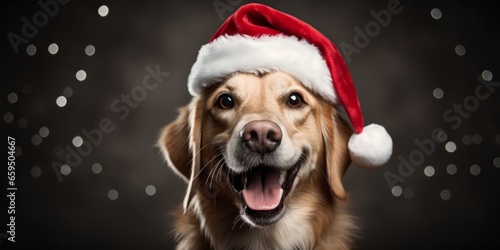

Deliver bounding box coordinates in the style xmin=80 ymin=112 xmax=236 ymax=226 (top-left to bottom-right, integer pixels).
xmin=224 ymin=155 xmax=304 ymax=227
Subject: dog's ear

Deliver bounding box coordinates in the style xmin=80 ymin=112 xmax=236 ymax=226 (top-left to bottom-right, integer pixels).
xmin=320 ymin=105 xmax=352 ymax=201
xmin=159 ymin=97 xmax=203 ymax=211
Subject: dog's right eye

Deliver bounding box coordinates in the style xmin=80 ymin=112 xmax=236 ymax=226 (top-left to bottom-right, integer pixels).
xmin=287 ymin=92 xmax=305 ymax=108
xmin=216 ymin=94 xmax=235 ymax=109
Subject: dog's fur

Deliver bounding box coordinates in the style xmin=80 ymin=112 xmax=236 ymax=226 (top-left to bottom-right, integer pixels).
xmin=159 ymin=71 xmax=356 ymax=249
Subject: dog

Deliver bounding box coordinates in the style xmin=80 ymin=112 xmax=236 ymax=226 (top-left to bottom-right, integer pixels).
xmin=159 ymin=71 xmax=357 ymax=249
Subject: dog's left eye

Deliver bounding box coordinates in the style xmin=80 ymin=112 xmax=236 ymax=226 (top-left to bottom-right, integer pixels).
xmin=216 ymin=94 xmax=235 ymax=109
xmin=287 ymin=93 xmax=304 ymax=108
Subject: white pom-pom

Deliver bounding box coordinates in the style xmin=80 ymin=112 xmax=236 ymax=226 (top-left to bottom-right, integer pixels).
xmin=348 ymin=123 xmax=392 ymax=168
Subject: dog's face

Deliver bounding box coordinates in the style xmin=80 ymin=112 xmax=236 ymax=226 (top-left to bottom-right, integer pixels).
xmin=160 ymin=71 xmax=351 ymax=228
xmin=203 ymin=72 xmax=325 ymax=227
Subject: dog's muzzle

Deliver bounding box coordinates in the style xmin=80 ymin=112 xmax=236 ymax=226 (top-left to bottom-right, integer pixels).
xmin=223 ymin=120 xmax=305 ymax=227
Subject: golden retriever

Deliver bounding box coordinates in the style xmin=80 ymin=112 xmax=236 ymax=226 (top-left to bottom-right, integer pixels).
xmin=159 ymin=71 xmax=356 ymax=249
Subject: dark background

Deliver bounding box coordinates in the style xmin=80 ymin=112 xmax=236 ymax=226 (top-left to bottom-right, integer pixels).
xmin=1 ymin=0 xmax=499 ymax=249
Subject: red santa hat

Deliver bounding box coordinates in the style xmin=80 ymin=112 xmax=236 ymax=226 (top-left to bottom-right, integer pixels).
xmin=187 ymin=3 xmax=392 ymax=168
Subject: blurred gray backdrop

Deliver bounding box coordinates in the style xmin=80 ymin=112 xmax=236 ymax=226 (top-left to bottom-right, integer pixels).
xmin=1 ymin=0 xmax=499 ymax=249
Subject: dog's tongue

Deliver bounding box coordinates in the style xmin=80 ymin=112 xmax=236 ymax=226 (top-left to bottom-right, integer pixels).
xmin=242 ymin=168 xmax=283 ymax=211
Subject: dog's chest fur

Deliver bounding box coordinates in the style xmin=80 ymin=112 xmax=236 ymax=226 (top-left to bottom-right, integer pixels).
xmin=176 ymin=188 xmax=354 ymax=250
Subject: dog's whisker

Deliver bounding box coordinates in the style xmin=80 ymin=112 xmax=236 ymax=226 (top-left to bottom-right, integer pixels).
xmin=198 ymin=156 xmax=218 ymax=185
xmin=206 ymin=151 xmax=225 ymax=187
xmin=205 ymin=154 xmax=220 ymax=183
xmin=215 ymin=159 xmax=225 ymax=183
xmin=206 ymin=165 xmax=216 ymax=188
xmin=232 ymin=211 xmax=246 ymax=230
xmin=209 ymin=150 xmax=226 ymax=188
xmin=232 ymin=217 xmax=240 ymax=229
xmin=186 ymin=140 xmax=226 ymax=168
xmin=238 ymin=217 xmax=246 ymax=229
xmin=194 ymin=144 xmax=227 ymax=184
xmin=209 ymin=156 xmax=225 ymax=188
xmin=207 ymin=163 xmax=217 ymax=187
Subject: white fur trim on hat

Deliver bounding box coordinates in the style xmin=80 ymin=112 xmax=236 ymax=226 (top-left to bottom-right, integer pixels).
xmin=187 ymin=35 xmax=338 ymax=104
xmin=348 ymin=123 xmax=393 ymax=168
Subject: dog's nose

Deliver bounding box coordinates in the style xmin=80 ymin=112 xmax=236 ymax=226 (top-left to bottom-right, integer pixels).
xmin=241 ymin=120 xmax=282 ymax=154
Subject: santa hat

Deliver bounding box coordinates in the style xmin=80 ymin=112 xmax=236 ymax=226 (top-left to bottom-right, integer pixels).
xmin=187 ymin=3 xmax=392 ymax=168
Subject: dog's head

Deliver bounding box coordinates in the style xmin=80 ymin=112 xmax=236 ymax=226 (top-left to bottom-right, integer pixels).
xmin=159 ymin=71 xmax=352 ymax=227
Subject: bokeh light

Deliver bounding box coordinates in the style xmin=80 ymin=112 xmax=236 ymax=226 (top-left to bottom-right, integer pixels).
xmin=39 ymin=126 xmax=50 ymax=138
xmin=4 ymin=112 xmax=14 ymax=123
xmin=493 ymin=157 xmax=500 ymax=168
xmin=440 ymin=189 xmax=451 ymax=200
xmin=85 ymin=45 xmax=96 ymax=56
xmin=61 ymin=164 xmax=72 ymax=175
xmin=26 ymin=44 xmax=37 ymax=55
xmin=471 ymin=134 xmax=482 ymax=144
xmin=455 ymin=44 xmax=466 ymax=56
xmin=31 ymin=166 xmax=42 ymax=178
xmin=462 ymin=135 xmax=472 ymax=145
xmin=482 ymin=70 xmax=493 ymax=81
xmin=433 ymin=88 xmax=444 ymax=99
xmin=48 ymin=43 xmax=59 ymax=55
xmin=446 ymin=164 xmax=457 ymax=175
xmin=8 ymin=92 xmax=18 ymax=103
xmin=145 ymin=185 xmax=157 ymax=196
xmin=98 ymin=5 xmax=109 ymax=17
xmin=92 ymin=163 xmax=103 ymax=174
xmin=31 ymin=134 xmax=42 ymax=146
xmin=403 ymin=188 xmax=414 ymax=199
xmin=470 ymin=164 xmax=481 ymax=176
xmin=76 ymin=70 xmax=87 ymax=81
xmin=430 ymin=8 xmax=442 ymax=20
xmin=108 ymin=189 xmax=119 ymax=200
xmin=445 ymin=141 xmax=457 ymax=153
xmin=424 ymin=166 xmax=435 ymax=177
xmin=392 ymin=186 xmax=403 ymax=197
xmin=72 ymin=136 xmax=83 ymax=147
xmin=56 ymin=96 xmax=67 ymax=107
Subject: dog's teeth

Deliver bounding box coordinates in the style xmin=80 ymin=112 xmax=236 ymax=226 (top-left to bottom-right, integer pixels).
xmin=279 ymin=170 xmax=286 ymax=186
